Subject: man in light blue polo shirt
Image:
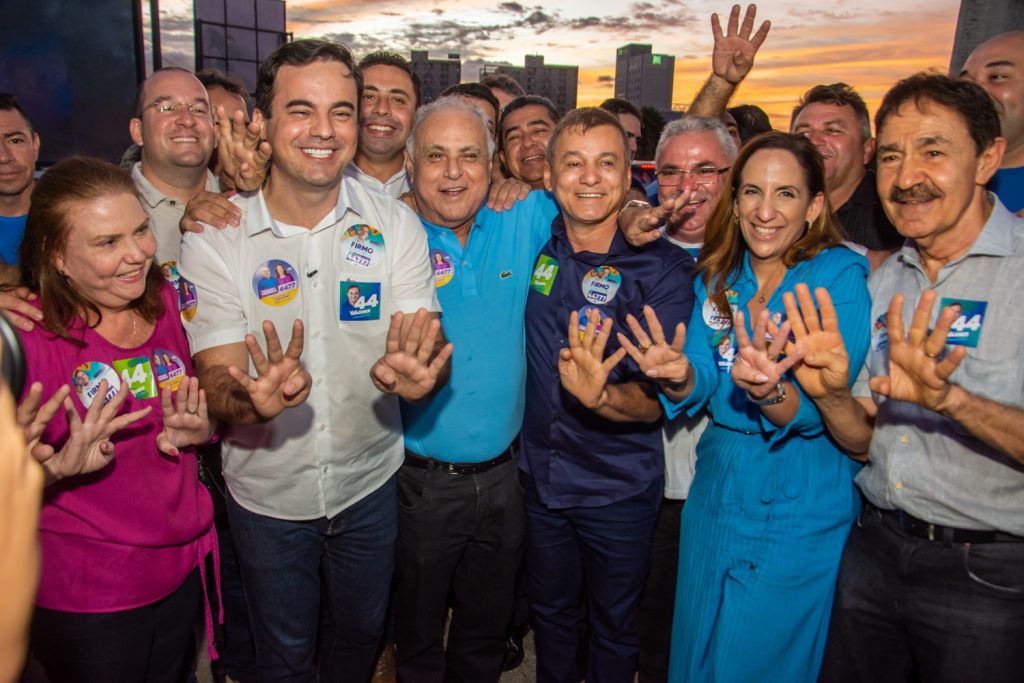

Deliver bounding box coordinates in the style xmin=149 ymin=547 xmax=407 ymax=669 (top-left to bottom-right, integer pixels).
xmin=395 ymin=96 xmax=557 ymax=682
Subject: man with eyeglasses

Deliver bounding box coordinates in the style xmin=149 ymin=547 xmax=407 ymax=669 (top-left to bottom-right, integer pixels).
xmin=637 ymin=115 xmax=736 ymax=683
xmin=129 ymin=67 xmax=219 ymax=264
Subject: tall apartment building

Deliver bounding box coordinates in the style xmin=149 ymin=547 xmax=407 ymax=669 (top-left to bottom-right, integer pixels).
xmin=410 ymin=50 xmax=462 ymax=104
xmin=480 ymin=55 xmax=578 ymax=115
xmin=614 ymin=44 xmax=675 ymax=114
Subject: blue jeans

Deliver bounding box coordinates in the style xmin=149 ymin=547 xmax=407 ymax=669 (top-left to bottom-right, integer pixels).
xmin=819 ymin=503 xmax=1024 ymax=683
xmin=521 ymin=472 xmax=661 ymax=683
xmin=226 ymin=476 xmax=397 ymax=683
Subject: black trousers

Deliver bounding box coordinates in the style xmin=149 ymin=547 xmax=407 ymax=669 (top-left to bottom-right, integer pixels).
xmin=31 ymin=570 xmax=200 ymax=683
xmin=394 ymin=458 xmax=524 ymax=683
xmin=637 ymin=497 xmax=684 ymax=683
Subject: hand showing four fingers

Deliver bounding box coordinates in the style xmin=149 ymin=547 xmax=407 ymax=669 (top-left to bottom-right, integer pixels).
xmin=617 ymin=304 xmax=690 ymax=387
xmin=731 ymin=309 xmax=803 ymax=400
xmin=559 ymin=309 xmax=626 ymax=410
xmin=156 ymin=376 xmax=215 ymax=455
xmin=781 ymin=284 xmax=852 ymax=400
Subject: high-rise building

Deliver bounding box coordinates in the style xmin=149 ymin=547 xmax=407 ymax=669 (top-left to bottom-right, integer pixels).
xmin=410 ymin=50 xmax=461 ymax=104
xmin=614 ymin=44 xmax=675 ymax=114
xmin=481 ymin=55 xmax=578 ymax=115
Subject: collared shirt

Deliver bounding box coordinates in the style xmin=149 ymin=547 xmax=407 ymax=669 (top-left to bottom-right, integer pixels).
xmin=131 ymin=161 xmax=220 ymax=265
xmin=836 ymin=170 xmax=902 ymax=251
xmin=854 ymin=196 xmax=1024 ymax=535
xmin=179 ymin=179 xmax=439 ymax=520
xmin=990 ymin=166 xmax=1024 ymax=213
xmin=521 ymin=215 xmax=696 ymax=508
xmin=402 ymin=191 xmax=558 ymax=462
xmin=343 ymin=162 xmax=410 ymax=199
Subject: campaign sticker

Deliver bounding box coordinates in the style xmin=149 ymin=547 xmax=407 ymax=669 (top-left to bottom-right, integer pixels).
xmin=581 ymin=265 xmax=622 ymax=305
xmin=253 ymin=260 xmax=299 ymax=307
xmin=113 ymin=356 xmax=157 ymax=399
xmin=871 ymin=313 xmax=889 ymax=352
xmin=702 ymin=299 xmax=732 ymax=331
xmin=160 ymin=261 xmax=181 ymax=289
xmin=577 ymin=304 xmax=612 ymax=340
xmin=714 ymin=335 xmax=736 ymax=373
xmin=342 ymin=224 xmax=385 ymax=268
xmin=340 ymin=281 xmax=382 ymax=321
xmin=177 ymin=276 xmax=198 ymax=322
xmin=431 ymin=249 xmax=455 ymax=288
xmin=152 ymin=348 xmax=187 ymax=391
xmin=941 ymin=298 xmax=987 ymax=348
xmin=72 ymin=361 xmax=122 ymax=409
xmin=530 ymin=254 xmax=559 ymax=296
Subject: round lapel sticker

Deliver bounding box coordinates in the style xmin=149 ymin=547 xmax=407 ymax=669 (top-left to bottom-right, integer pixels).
xmin=160 ymin=261 xmax=181 ymax=289
xmin=177 ymin=276 xmax=198 ymax=322
xmin=342 ymin=224 xmax=385 ymax=268
xmin=582 ymin=265 xmax=621 ymax=305
xmin=577 ymin=304 xmax=612 ymax=339
xmin=72 ymin=361 xmax=122 ymax=409
xmin=153 ymin=348 xmax=187 ymax=391
xmin=253 ymin=259 xmax=300 ymax=307
xmin=431 ymin=249 xmax=455 ymax=288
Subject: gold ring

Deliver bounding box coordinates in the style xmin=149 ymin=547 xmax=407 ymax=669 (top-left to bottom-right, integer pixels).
xmin=638 ymin=344 xmax=651 ymax=354
xmin=653 ymin=338 xmax=666 ymax=346
xmin=187 ymin=408 xmax=199 ymax=416
xmin=925 ymin=351 xmax=938 ymax=359
xmin=766 ymin=353 xmax=776 ymax=362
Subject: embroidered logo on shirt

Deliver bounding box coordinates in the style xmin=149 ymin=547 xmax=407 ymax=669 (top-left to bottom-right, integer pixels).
xmin=431 ymin=249 xmax=455 ymax=288
xmin=500 ymin=270 xmax=512 ymax=279
xmin=582 ymin=265 xmax=622 ymax=304
xmin=72 ymin=361 xmax=121 ymax=409
xmin=253 ymin=259 xmax=299 ymax=307
xmin=940 ymin=298 xmax=987 ymax=348
xmin=340 ymin=281 xmax=382 ymax=321
xmin=530 ymin=254 xmax=559 ymax=295
xmin=342 ymin=224 xmax=385 ymax=268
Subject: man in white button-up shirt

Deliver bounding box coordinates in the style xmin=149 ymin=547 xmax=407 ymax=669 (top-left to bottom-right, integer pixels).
xmin=179 ymin=39 xmax=449 ymax=683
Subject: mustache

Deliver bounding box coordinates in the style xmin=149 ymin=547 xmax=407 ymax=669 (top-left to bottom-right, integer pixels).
xmin=890 ymin=183 xmax=943 ymax=203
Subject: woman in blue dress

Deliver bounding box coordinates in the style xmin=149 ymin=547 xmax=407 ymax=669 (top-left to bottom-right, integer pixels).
xmin=618 ymin=132 xmax=871 ymax=682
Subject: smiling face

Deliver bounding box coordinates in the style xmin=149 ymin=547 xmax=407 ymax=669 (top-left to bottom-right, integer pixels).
xmin=657 ymin=129 xmax=733 ymax=243
xmin=961 ymin=32 xmax=1024 ymax=155
xmin=347 ymin=285 xmax=361 ymax=306
xmin=55 ymin=192 xmax=156 ymax=314
xmin=501 ymin=104 xmax=556 ymax=188
xmin=792 ymin=101 xmax=873 ymax=195
xmin=359 ymin=64 xmax=416 ymax=165
xmin=411 ymin=107 xmax=491 ymax=233
xmin=260 ymin=60 xmax=358 ymax=192
xmin=0 ymin=108 xmax=38 ymax=208
xmin=875 ymin=100 xmax=1001 ymax=249
xmin=131 ymin=70 xmax=215 ymax=175
xmin=734 ymin=148 xmax=824 ymax=268
xmin=545 ymin=124 xmax=629 ymax=234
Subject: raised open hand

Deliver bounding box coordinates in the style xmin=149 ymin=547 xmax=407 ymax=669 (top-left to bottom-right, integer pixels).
xmin=617 ymin=304 xmax=690 ymax=386
xmin=370 ymin=309 xmax=454 ymax=401
xmin=560 ymin=309 xmax=626 ymax=410
xmin=157 ymin=376 xmax=215 ymax=455
xmin=32 ymin=380 xmax=152 ymax=485
xmin=868 ymin=291 xmax=966 ymax=412
xmin=710 ymin=4 xmax=771 ymax=85
xmin=228 ymin=319 xmax=311 ymax=420
xmin=781 ymin=284 xmax=851 ymax=400
xmin=731 ymin=309 xmax=803 ymax=400
xmin=16 ymin=382 xmax=70 ymax=464
xmin=216 ymin=106 xmax=271 ymax=192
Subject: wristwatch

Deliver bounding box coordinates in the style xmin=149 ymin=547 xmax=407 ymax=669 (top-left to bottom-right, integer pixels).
xmin=749 ymin=382 xmax=787 ymax=406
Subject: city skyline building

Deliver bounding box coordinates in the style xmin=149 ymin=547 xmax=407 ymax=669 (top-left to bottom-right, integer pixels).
xmin=480 ymin=54 xmax=579 ymax=115
xmin=410 ymin=50 xmax=461 ymax=104
xmin=614 ymin=43 xmax=675 ymax=115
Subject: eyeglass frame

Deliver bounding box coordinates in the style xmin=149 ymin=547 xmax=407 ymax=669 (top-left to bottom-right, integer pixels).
xmin=655 ymin=165 xmax=730 ymax=187
xmin=143 ymin=100 xmax=211 ymax=117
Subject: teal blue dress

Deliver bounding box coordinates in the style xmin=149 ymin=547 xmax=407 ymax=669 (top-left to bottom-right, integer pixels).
xmin=664 ymin=246 xmax=870 ymax=682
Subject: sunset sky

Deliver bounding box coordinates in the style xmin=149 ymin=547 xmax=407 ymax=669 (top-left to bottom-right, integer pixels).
xmin=155 ymin=0 xmax=962 ymax=129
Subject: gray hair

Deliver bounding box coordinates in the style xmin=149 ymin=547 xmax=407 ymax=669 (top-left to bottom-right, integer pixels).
xmin=654 ymin=116 xmax=738 ymax=166
xmin=406 ymin=96 xmax=496 ymax=161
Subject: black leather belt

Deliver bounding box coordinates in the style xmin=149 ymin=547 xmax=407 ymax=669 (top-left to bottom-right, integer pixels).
xmin=869 ymin=501 xmax=1024 ymax=544
xmin=403 ymin=446 xmax=513 ymax=475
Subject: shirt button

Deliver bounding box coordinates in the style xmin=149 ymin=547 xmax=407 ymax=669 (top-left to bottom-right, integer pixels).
xmin=168 ymin=200 xmax=176 ymax=206
xmin=322 ymin=466 xmax=329 ymax=474
xmin=318 ymin=424 xmax=326 ymax=432
xmin=316 ymin=378 xmax=323 ymax=386
xmin=899 ymin=435 xmax=909 ymax=444
xmin=313 ymin=281 xmax=319 ymax=289
xmin=894 ymin=481 xmax=904 ymax=490
xmin=314 ymin=330 xmax=321 ymax=338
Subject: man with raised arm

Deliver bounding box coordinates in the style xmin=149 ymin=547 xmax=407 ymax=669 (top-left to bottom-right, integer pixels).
xmin=178 ymin=39 xmax=449 ymax=682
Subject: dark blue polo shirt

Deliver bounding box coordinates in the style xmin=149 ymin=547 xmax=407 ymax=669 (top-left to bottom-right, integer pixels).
xmin=521 ymin=214 xmax=696 ymax=508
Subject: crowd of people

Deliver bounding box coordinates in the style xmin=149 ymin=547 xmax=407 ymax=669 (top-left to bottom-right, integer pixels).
xmin=0 ymin=3 xmax=1022 ymax=683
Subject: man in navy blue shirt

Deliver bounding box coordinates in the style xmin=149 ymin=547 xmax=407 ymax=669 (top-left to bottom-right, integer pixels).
xmin=0 ymin=94 xmax=37 ymax=265
xmin=521 ymin=108 xmax=695 ymax=683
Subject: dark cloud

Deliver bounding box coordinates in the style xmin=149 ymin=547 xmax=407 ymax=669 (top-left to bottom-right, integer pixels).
xmin=498 ymin=2 xmax=526 ymax=12
xmin=597 ymin=74 xmax=614 ymax=82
